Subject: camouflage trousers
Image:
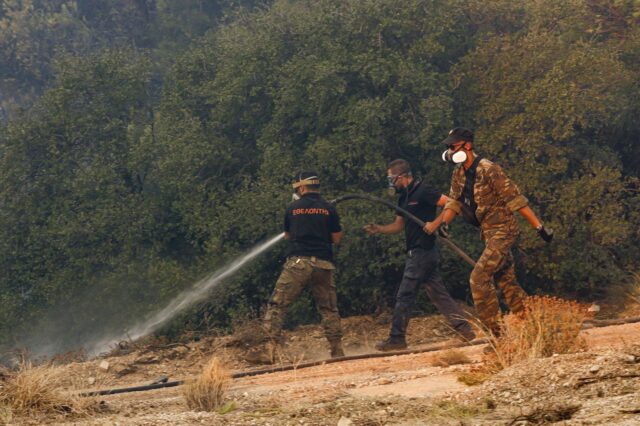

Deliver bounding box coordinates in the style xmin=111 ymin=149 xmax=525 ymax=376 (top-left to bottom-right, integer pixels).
xmin=470 ymin=231 xmax=527 ymax=334
xmin=263 ymin=256 xmax=343 ymax=343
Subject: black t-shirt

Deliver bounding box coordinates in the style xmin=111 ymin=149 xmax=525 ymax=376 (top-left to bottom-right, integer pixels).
xmin=397 ymin=179 xmax=441 ymax=251
xmin=284 ymin=193 xmax=342 ymax=261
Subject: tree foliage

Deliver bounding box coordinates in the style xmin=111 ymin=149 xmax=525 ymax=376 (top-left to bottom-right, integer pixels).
xmin=0 ymin=0 xmax=639 ymax=354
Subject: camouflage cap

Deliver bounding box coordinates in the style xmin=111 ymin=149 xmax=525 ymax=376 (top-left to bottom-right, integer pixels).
xmin=442 ymin=127 xmax=474 ymax=146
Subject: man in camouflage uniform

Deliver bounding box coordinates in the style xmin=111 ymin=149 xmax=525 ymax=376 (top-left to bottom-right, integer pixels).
xmin=424 ymin=128 xmax=553 ymax=335
xmin=245 ymin=171 xmax=344 ymax=364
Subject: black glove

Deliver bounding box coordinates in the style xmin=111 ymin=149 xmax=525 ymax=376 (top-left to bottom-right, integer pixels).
xmin=537 ymin=225 xmax=553 ymax=243
xmin=437 ymin=223 xmax=450 ymax=238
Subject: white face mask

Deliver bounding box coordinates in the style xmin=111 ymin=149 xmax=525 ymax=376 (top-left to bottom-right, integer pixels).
xmin=292 ymin=192 xmax=301 ymax=202
xmin=442 ymin=148 xmax=468 ymax=164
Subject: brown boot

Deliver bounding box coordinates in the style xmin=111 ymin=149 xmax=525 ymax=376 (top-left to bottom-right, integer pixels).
xmin=455 ymin=327 xmax=476 ymax=342
xmin=244 ymin=342 xmax=275 ymax=365
xmin=329 ymin=340 xmax=345 ymax=358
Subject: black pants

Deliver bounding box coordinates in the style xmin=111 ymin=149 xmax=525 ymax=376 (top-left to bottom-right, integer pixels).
xmin=390 ymin=247 xmax=473 ymax=339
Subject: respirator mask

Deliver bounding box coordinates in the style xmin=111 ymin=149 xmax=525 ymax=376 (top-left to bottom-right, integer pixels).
xmin=386 ymin=173 xmax=410 ymax=196
xmin=442 ymin=145 xmax=468 ymax=164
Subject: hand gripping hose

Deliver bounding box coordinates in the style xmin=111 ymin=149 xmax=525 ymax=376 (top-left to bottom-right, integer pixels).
xmin=331 ymin=193 xmax=476 ymax=267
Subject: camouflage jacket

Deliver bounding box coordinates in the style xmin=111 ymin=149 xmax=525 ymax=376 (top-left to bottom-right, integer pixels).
xmin=444 ymin=157 xmax=528 ymax=238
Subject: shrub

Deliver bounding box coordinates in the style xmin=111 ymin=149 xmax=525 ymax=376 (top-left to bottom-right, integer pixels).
xmin=627 ymin=272 xmax=640 ymax=306
xmin=458 ymin=296 xmax=586 ymax=385
xmin=491 ymin=296 xmax=586 ymax=369
xmin=0 ymin=361 xmax=100 ymax=419
xmin=183 ymin=357 xmax=231 ymax=411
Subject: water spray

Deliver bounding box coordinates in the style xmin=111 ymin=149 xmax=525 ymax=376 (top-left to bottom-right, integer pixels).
xmin=85 ymin=193 xmax=476 ymax=355
xmin=87 ymin=233 xmax=285 ymax=355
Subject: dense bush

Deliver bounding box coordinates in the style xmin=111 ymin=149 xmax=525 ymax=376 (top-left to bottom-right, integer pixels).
xmin=0 ymin=0 xmax=638 ymax=355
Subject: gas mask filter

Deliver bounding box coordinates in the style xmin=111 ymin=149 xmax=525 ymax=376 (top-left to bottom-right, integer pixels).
xmin=386 ymin=173 xmax=411 ymax=196
xmin=442 ymin=147 xmax=468 ymax=164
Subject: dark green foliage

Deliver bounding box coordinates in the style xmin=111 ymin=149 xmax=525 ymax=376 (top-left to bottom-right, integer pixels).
xmin=456 ymin=0 xmax=640 ymax=297
xmin=0 ymin=0 xmax=270 ymax=117
xmin=0 ymin=0 xmax=639 ymax=354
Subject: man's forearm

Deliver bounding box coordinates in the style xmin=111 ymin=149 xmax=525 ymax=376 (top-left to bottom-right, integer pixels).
xmin=441 ymin=208 xmax=457 ymax=225
xmin=378 ymin=223 xmax=403 ymax=234
xmin=364 ymin=217 xmax=404 ymax=235
xmin=423 ymin=210 xmax=447 ymax=235
xmin=518 ymin=206 xmax=542 ymax=229
xmin=331 ymin=231 xmax=343 ymax=245
xmin=432 ymin=212 xmax=445 ymax=227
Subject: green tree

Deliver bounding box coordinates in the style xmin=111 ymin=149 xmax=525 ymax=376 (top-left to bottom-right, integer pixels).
xmin=455 ymin=0 xmax=640 ymax=296
xmin=0 ymin=48 xmax=170 ymax=350
xmin=0 ymin=0 xmax=91 ymax=114
xmin=150 ymin=0 xmax=477 ymax=324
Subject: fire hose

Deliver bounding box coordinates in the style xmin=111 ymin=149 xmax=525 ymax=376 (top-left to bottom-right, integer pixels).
xmin=80 ymin=338 xmax=487 ymax=397
xmin=331 ymin=193 xmax=476 ymax=267
xmin=80 ymin=315 xmax=640 ymax=397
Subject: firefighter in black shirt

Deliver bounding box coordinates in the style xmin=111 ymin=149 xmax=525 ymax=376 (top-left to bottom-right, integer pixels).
xmin=364 ymin=159 xmax=475 ymax=351
xmin=245 ymin=171 xmax=345 ymax=364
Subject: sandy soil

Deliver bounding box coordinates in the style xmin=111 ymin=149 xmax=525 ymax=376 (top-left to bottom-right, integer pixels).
xmin=6 ymin=314 xmax=640 ymax=425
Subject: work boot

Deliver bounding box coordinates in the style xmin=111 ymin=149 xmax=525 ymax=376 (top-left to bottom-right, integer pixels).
xmin=375 ymin=337 xmax=407 ymax=352
xmin=482 ymin=344 xmax=495 ymax=355
xmin=455 ymin=328 xmax=476 ymax=342
xmin=329 ymin=340 xmax=345 ymax=358
xmin=244 ymin=342 xmax=275 ymax=365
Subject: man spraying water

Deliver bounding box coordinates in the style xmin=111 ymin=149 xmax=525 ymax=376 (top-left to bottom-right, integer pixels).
xmin=245 ymin=171 xmax=345 ymax=364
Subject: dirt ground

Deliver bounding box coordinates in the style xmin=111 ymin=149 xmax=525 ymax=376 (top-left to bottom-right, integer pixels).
xmin=6 ymin=312 xmax=640 ymax=425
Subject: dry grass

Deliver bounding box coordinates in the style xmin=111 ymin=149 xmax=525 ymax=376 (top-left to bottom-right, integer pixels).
xmin=0 ymin=361 xmax=102 ymax=420
xmin=508 ymin=403 xmax=581 ymax=425
xmin=599 ymin=272 xmax=640 ymax=318
xmin=458 ymin=296 xmax=586 ymax=385
xmin=422 ymin=400 xmax=485 ymax=422
xmin=490 ymin=296 xmax=586 ymax=368
xmin=626 ymin=272 xmax=640 ymax=306
xmin=457 ymin=368 xmax=493 ymax=386
xmin=183 ymin=357 xmax=230 ymax=411
xmin=431 ymin=349 xmax=471 ymax=367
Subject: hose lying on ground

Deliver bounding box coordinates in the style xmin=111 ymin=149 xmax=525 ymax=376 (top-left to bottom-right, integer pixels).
xmin=80 ymin=337 xmax=488 ymax=397
xmin=332 ymin=193 xmax=476 ymax=267
xmin=80 ymin=314 xmax=640 ymax=397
